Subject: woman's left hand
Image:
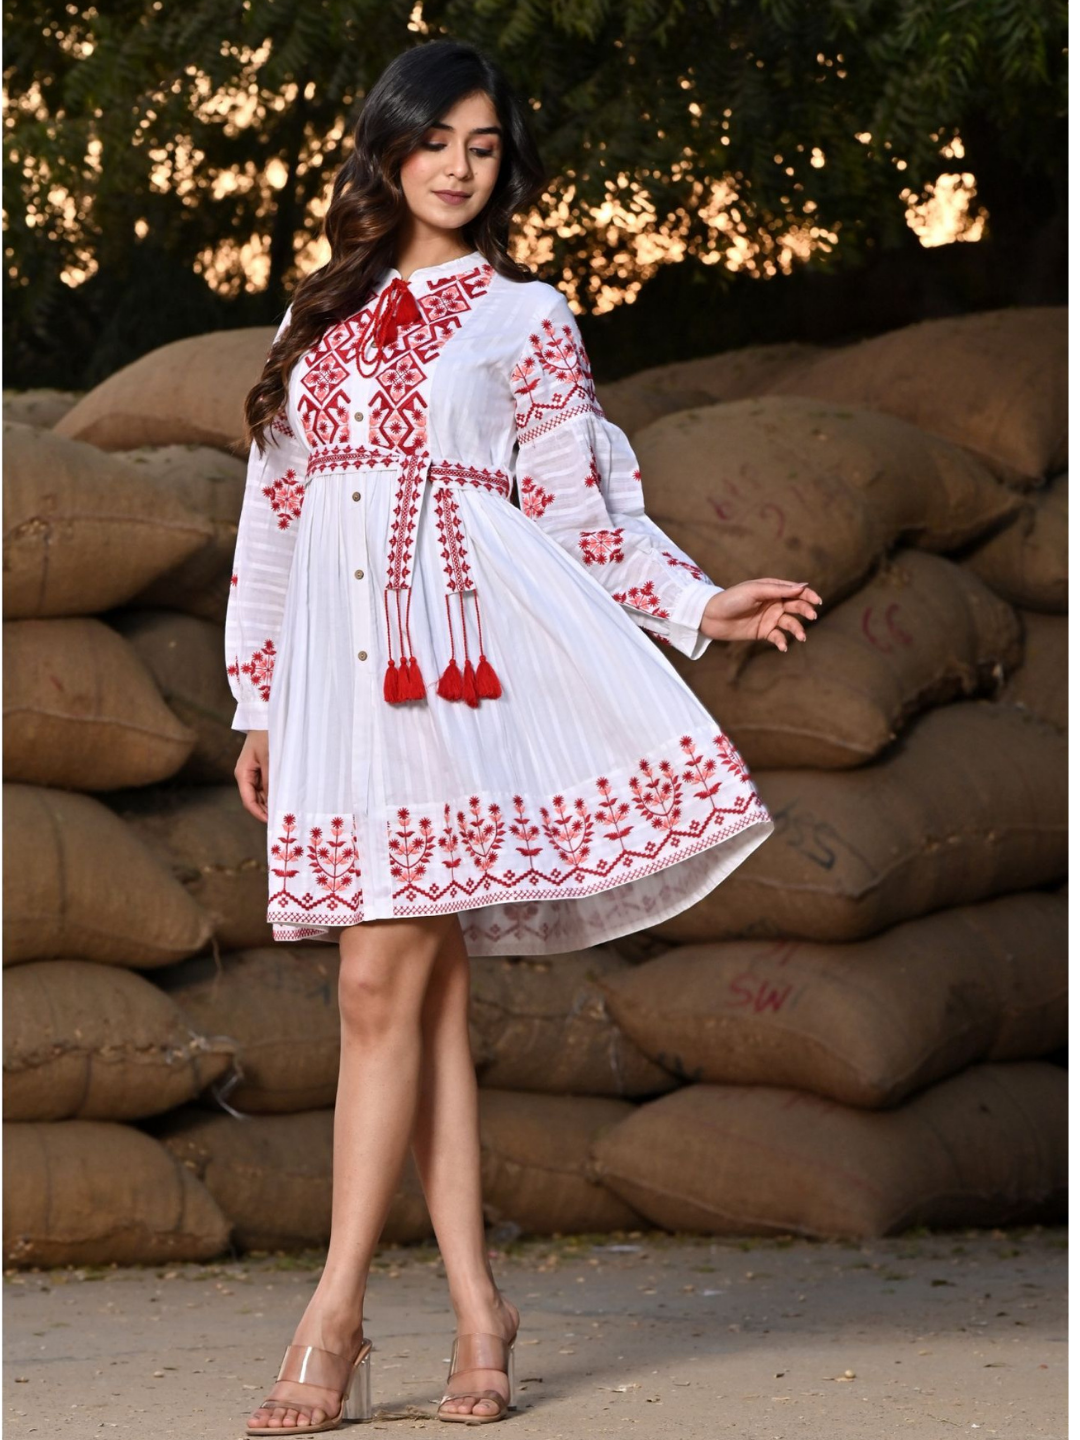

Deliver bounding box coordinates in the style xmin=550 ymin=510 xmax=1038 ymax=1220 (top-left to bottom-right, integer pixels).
xmin=699 ymin=579 xmax=822 ymax=651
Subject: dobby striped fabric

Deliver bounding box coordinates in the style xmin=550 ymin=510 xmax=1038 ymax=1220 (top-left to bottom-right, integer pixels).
xmin=225 ymin=250 xmax=774 ymax=954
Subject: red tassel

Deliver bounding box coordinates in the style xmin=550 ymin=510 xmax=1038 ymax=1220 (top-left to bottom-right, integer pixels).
xmin=437 ymin=657 xmax=463 ymax=700
xmin=475 ymin=653 xmax=502 ymax=698
xmin=383 ymin=657 xmax=401 ymax=702
xmin=461 ymin=658 xmax=479 ymax=707
xmin=404 ymin=654 xmax=426 ymax=699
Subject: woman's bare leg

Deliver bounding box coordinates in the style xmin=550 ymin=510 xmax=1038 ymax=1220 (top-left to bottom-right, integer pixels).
xmin=410 ymin=915 xmax=519 ymax=1419
xmin=247 ymin=912 xmax=456 ymax=1431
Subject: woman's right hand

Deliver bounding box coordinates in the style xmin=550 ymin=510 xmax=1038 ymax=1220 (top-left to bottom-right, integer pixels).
xmin=235 ymin=729 xmax=270 ymax=822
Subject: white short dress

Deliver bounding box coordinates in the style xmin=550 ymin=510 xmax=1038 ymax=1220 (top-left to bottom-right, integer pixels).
xmin=224 ymin=249 xmax=774 ymax=955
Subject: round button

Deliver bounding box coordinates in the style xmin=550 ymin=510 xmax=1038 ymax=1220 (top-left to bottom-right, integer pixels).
xmin=354 ymin=568 xmax=364 ymax=579
xmin=351 ymin=491 xmax=361 ymax=501
xmin=353 ymin=410 xmax=364 ymax=422
xmin=357 ymin=650 xmax=368 ymax=661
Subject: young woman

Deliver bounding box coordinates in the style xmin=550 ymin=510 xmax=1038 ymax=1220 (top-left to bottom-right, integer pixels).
xmin=227 ymin=38 xmax=819 ymax=1433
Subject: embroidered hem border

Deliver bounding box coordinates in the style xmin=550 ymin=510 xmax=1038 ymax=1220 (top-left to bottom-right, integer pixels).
xmin=265 ymin=727 xmax=773 ymax=950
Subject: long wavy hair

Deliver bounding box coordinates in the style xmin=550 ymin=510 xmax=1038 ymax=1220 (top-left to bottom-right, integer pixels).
xmin=244 ymin=40 xmax=548 ymax=454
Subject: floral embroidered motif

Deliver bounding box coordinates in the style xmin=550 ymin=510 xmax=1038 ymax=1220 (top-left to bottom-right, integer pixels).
xmin=269 ymin=812 xmax=363 ymax=919
xmin=271 ymin=409 xmax=296 ymax=440
xmin=610 ymin=579 xmax=671 ymax=620
xmin=660 ymin=548 xmax=708 ymax=581
xmin=578 ymin=528 xmax=626 ymax=566
xmin=513 ymin=315 xmax=604 ymax=442
xmin=517 ymin=474 xmax=555 ymax=518
xmin=262 ymin=467 xmax=305 ymax=530
xmin=584 ymin=451 xmax=602 ymax=489
xmin=379 ymin=732 xmax=765 ymax=907
xmin=228 ymin=639 xmax=278 ymax=703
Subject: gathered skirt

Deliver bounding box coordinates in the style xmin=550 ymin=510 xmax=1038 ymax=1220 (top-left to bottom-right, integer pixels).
xmin=265 ymin=464 xmax=775 ymax=955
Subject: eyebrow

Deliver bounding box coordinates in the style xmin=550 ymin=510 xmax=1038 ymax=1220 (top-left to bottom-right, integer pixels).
xmin=428 ymin=121 xmax=503 ymax=136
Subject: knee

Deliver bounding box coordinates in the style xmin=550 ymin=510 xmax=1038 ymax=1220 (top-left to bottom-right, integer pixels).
xmin=338 ymin=956 xmax=415 ymax=1038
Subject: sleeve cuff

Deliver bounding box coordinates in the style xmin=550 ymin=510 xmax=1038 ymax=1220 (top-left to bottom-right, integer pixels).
xmin=232 ymin=701 xmax=270 ymax=732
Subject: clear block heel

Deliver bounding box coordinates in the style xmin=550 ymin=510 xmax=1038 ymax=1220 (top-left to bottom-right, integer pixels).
xmin=436 ymin=1328 xmax=518 ymax=1424
xmin=342 ymin=1344 xmax=373 ymax=1422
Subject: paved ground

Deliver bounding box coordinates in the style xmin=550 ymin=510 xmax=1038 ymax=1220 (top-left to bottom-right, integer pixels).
xmin=4 ymin=1224 xmax=1066 ymax=1439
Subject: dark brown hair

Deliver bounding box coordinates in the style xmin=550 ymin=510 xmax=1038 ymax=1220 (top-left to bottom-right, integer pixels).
xmin=244 ymin=39 xmax=547 ymax=454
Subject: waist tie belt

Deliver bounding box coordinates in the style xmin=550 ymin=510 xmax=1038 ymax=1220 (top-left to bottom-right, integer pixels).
xmin=383 ymin=450 xmax=509 ymax=708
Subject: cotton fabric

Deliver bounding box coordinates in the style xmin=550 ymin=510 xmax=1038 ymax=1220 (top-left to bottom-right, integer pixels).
xmin=225 ymin=250 xmax=774 ymax=954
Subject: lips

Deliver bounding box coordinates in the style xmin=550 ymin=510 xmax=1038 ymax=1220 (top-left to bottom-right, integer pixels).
xmin=433 ymin=190 xmax=470 ymax=202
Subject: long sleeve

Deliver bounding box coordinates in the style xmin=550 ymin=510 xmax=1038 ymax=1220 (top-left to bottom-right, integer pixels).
xmin=224 ymin=305 xmax=309 ymax=731
xmin=510 ymin=288 xmax=724 ymax=659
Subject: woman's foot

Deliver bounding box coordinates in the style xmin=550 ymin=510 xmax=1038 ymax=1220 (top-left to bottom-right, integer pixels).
xmin=438 ymin=1289 xmax=519 ymax=1420
xmin=247 ymin=1304 xmax=367 ymax=1431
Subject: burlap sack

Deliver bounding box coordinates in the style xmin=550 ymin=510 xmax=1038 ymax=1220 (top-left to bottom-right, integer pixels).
xmin=591 ymin=1061 xmax=1067 ymax=1238
xmin=1001 ymin=611 xmax=1067 ymax=732
xmin=4 ymin=959 xmax=235 ymax=1121
xmin=479 ymin=1090 xmax=643 ymax=1235
xmin=153 ymin=947 xmax=341 ymax=1113
xmin=3 ymin=388 xmax=81 ymax=429
xmin=3 ymin=783 xmax=214 ymax=967
xmin=3 ymin=617 xmax=196 ymax=789
xmin=3 ymin=1119 xmax=230 ymax=1266
xmin=767 ymin=307 xmax=1067 ymax=485
xmin=597 ymin=341 xmax=820 ymax=436
xmin=961 ymin=472 xmax=1067 ymax=612
xmin=654 ymin=700 xmax=1067 ymax=945
xmin=105 ymin=784 xmax=272 ymax=950
xmin=666 ymin=550 xmax=1022 ymax=769
xmin=109 ymin=609 xmax=241 ymax=783
xmin=118 ymin=444 xmax=247 ymax=624
xmin=632 ymin=396 xmax=1018 ymax=603
xmin=54 ymin=325 xmax=276 ymax=452
xmin=3 ymin=421 xmax=214 ymax=618
xmin=469 ymin=949 xmax=675 ymax=1097
xmin=155 ymin=1107 xmax=433 ymax=1251
xmin=599 ymin=891 xmax=1066 ymax=1107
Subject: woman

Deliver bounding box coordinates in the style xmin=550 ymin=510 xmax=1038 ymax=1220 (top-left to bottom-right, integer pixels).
xmin=228 ymin=38 xmax=819 ymax=1433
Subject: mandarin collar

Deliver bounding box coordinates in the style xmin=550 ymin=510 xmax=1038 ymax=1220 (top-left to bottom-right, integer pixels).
xmin=382 ymin=248 xmax=484 ymax=286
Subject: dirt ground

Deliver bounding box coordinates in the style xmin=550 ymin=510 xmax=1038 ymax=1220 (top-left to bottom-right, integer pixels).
xmin=4 ymin=1223 xmax=1066 ymax=1439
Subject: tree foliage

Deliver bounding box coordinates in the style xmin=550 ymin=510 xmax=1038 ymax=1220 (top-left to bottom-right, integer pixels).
xmin=3 ymin=0 xmax=1067 ymax=385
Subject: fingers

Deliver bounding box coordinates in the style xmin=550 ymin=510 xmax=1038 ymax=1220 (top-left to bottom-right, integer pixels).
xmin=754 ymin=579 xmax=823 ymax=605
xmin=777 ymin=612 xmax=807 ymax=643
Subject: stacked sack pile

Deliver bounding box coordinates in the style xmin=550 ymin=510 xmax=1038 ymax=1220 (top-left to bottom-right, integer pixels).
xmin=2 ymin=305 xmax=1066 ymax=1265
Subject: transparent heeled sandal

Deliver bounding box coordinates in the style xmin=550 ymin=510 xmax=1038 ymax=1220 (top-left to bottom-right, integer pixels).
xmin=436 ymin=1331 xmax=517 ymax=1424
xmin=246 ymin=1336 xmax=374 ymax=1434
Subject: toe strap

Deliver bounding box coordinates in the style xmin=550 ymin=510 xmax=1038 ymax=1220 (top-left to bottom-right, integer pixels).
xmin=448 ymin=1332 xmax=510 ymax=1373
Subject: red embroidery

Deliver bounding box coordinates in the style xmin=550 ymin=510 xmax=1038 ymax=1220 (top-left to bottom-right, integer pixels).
xmin=366 ymin=265 xmax=495 ymax=457
xmin=269 ymin=812 xmax=363 ymax=920
xmin=297 ymin=314 xmax=367 ymax=448
xmin=227 ymin=639 xmax=278 ymax=702
xmin=266 ymin=728 xmax=770 ymax=937
xmin=270 ymin=409 xmax=296 ymax=440
xmin=643 ymin=627 xmax=673 ymax=646
xmin=382 ymin=732 xmax=763 ymax=905
xmin=518 ymin=474 xmax=555 ymax=518
xmin=433 ymin=484 xmax=474 ymax=593
xmin=513 ymin=314 xmax=604 ymax=442
xmin=660 ymin=548 xmax=708 ymax=581
xmin=578 ymin=528 xmax=626 ymax=566
xmin=262 ymin=467 xmax=305 ymax=530
xmin=610 ymin=579 xmax=671 ymax=620
xmin=585 ymin=451 xmax=601 ymax=489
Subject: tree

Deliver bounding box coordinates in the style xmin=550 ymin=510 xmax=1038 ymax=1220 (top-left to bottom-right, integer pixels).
xmin=3 ymin=0 xmax=1067 ymax=386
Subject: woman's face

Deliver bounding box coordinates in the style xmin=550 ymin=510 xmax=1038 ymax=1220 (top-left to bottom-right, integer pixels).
xmin=398 ymin=90 xmax=503 ymax=236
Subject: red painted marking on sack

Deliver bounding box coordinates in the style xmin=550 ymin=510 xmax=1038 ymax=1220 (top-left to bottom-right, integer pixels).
xmin=725 ymin=973 xmax=794 ymax=1014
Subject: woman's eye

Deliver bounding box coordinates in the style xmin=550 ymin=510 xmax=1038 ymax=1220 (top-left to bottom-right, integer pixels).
xmin=419 ymin=141 xmax=497 ymax=157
